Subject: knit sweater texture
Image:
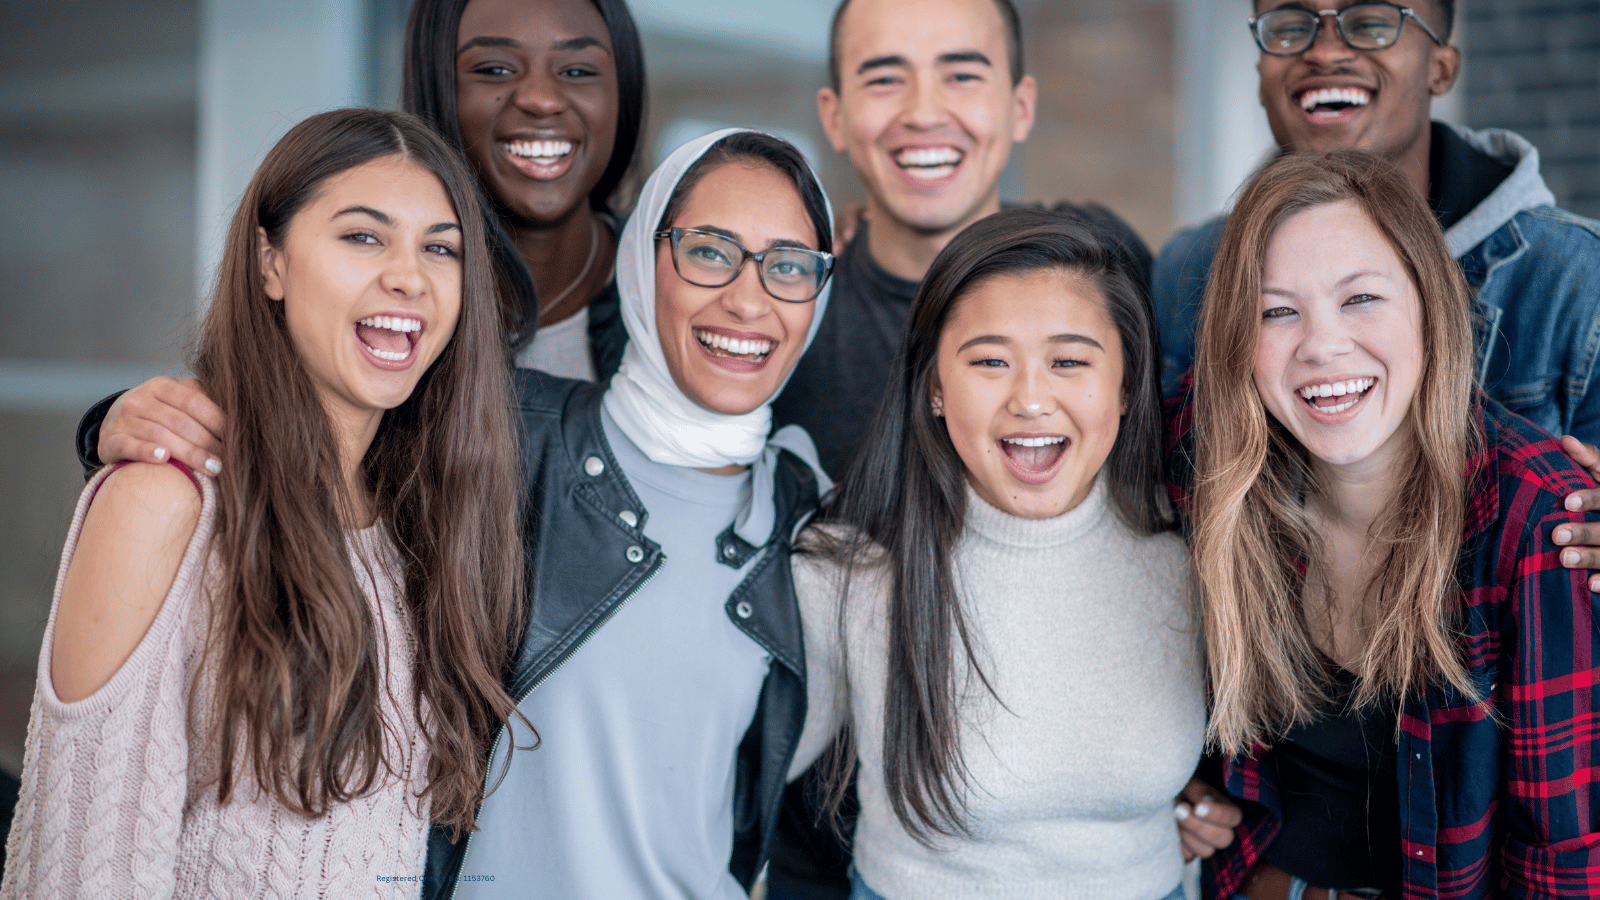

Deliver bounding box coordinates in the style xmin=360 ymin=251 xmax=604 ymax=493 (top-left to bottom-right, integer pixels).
xmin=1 ymin=465 xmax=431 ymax=899
xmin=791 ymin=479 xmax=1205 ymax=899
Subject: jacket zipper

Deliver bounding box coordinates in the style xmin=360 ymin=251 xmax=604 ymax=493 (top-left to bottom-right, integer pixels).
xmin=447 ymin=555 xmax=663 ymax=899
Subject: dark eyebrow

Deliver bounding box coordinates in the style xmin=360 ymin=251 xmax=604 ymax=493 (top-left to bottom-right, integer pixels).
xmin=427 ymin=222 xmax=461 ymax=234
xmin=857 ymin=54 xmax=908 ymax=76
xmin=457 ymin=35 xmax=520 ymax=55
xmin=684 ymin=226 xmax=814 ymax=252
xmin=957 ymin=333 xmax=1104 ymax=352
xmin=333 ymin=205 xmax=391 ymax=225
xmin=552 ymin=36 xmax=608 ymax=54
xmin=938 ymin=50 xmax=992 ymax=67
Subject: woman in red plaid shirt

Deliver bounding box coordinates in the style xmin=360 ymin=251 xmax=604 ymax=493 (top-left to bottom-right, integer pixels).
xmin=1173 ymin=149 xmax=1600 ymax=899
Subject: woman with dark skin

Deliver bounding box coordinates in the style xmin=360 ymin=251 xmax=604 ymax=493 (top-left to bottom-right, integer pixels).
xmin=89 ymin=0 xmax=645 ymax=472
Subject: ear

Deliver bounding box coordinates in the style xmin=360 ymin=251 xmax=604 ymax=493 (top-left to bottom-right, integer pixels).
xmin=258 ymin=226 xmax=286 ymax=301
xmin=1428 ymin=43 xmax=1461 ymax=97
xmin=818 ymin=87 xmax=848 ymax=154
xmin=1010 ymin=74 xmax=1038 ymax=143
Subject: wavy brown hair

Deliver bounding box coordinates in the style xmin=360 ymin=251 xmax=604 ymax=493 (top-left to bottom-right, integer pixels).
xmin=1190 ymin=149 xmax=1481 ymax=755
xmin=815 ymin=209 xmax=1168 ymax=842
xmin=192 ymin=108 xmax=524 ymax=836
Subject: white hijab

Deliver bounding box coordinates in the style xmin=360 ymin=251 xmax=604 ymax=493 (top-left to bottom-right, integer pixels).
xmin=602 ymin=128 xmax=835 ymax=545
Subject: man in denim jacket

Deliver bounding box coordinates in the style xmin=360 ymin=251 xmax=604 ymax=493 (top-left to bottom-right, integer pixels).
xmin=1152 ymin=0 xmax=1600 ymax=442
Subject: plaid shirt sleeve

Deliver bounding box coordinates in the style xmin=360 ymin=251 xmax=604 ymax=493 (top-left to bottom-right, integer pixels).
xmin=1484 ymin=413 xmax=1600 ymax=897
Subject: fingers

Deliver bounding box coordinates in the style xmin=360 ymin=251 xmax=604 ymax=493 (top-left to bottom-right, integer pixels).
xmin=1173 ymin=776 xmax=1240 ymax=859
xmin=99 ymin=377 xmax=226 ymax=475
xmin=1561 ymin=435 xmax=1600 ymax=478
xmin=1550 ymin=520 xmax=1600 ymax=594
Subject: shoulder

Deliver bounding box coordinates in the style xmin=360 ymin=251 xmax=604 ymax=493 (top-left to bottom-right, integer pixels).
xmin=52 ymin=462 xmax=209 ymax=703
xmin=1513 ymin=205 xmax=1600 ymax=245
xmin=1482 ymin=399 xmax=1597 ymax=501
xmin=512 ymin=367 xmax=594 ymax=418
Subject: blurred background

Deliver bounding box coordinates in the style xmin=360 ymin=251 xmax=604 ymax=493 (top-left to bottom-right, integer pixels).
xmin=0 ymin=0 xmax=1596 ymax=774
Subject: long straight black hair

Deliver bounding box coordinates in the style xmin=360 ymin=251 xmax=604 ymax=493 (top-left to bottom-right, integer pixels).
xmin=815 ymin=207 xmax=1170 ymax=842
xmin=401 ymin=0 xmax=647 ymax=350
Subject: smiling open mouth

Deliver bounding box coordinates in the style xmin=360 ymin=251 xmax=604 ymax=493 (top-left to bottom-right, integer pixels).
xmin=356 ymin=315 xmax=420 ymax=362
xmin=1001 ymin=435 xmax=1067 ymax=473
xmin=1297 ymin=377 xmax=1374 ymax=415
xmin=502 ymin=139 xmax=573 ymax=166
xmin=1298 ymin=87 xmax=1371 ymax=116
xmin=695 ymin=328 xmax=773 ymax=362
xmin=893 ymin=146 xmax=962 ymax=181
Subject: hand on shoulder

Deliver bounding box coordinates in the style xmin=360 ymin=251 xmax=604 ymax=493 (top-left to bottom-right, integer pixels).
xmin=52 ymin=462 xmax=205 ymax=703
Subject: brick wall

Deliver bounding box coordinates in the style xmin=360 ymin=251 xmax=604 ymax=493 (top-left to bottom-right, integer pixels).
xmin=1461 ymin=1 xmax=1600 ymax=217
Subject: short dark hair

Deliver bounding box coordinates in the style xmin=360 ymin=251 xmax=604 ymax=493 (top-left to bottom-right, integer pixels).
xmin=827 ymin=0 xmax=1024 ymax=92
xmin=657 ymin=131 xmax=834 ymax=256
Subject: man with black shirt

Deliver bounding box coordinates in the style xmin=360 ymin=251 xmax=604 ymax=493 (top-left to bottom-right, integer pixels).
xmin=1152 ymin=0 xmax=1600 ymax=444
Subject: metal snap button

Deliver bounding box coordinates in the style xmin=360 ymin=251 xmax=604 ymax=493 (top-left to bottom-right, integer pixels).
xmin=723 ymin=544 xmax=738 ymax=558
xmin=619 ymin=510 xmax=638 ymax=527
xmin=626 ymin=545 xmax=644 ymax=563
xmin=735 ymin=601 xmax=753 ymax=619
xmin=584 ymin=456 xmax=604 ymax=477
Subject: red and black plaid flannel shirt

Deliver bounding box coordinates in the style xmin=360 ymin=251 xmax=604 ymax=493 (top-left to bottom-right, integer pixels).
xmin=1166 ymin=389 xmax=1600 ymax=899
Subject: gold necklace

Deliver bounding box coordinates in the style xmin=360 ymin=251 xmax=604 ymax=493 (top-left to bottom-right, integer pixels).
xmin=540 ymin=215 xmax=600 ymax=324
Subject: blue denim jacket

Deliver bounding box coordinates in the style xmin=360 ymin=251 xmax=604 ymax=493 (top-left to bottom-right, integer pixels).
xmin=1152 ymin=125 xmax=1600 ymax=443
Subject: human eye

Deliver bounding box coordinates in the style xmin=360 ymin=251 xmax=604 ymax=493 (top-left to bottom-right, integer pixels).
xmin=1344 ymin=292 xmax=1381 ymax=307
xmin=425 ymin=240 xmax=460 ymax=259
xmin=862 ymin=72 xmax=903 ymax=89
xmin=1052 ymin=357 xmax=1088 ymax=368
xmin=559 ymin=64 xmax=599 ymax=79
xmin=343 ymin=230 xmax=381 ymax=247
xmin=764 ymin=252 xmax=816 ymax=283
xmin=949 ymin=69 xmax=986 ymax=85
xmin=469 ymin=62 xmax=516 ymax=78
xmin=1262 ymin=305 xmax=1297 ymax=320
xmin=685 ymin=241 xmax=734 ymax=267
xmin=968 ymin=356 xmax=1007 ymax=369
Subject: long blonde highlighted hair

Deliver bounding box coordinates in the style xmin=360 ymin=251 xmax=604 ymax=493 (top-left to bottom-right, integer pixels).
xmin=1190 ymin=149 xmax=1482 ymax=755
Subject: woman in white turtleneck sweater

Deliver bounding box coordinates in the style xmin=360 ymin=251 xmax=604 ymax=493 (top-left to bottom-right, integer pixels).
xmin=789 ymin=209 xmax=1206 ymax=900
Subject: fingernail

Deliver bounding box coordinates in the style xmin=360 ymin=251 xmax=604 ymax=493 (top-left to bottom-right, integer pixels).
xmin=1194 ymin=803 xmax=1211 ymax=817
xmin=1557 ymin=527 xmax=1573 ymax=543
xmin=153 ymin=447 xmax=168 ymax=462
xmin=1564 ymin=549 xmax=1580 ymax=567
xmin=1568 ymin=495 xmax=1584 ymax=511
xmin=205 ymin=458 xmax=222 ymax=476
xmin=1173 ymin=804 xmax=1190 ymax=821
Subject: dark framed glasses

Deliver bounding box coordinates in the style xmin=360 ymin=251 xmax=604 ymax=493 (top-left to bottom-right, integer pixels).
xmin=655 ymin=227 xmax=833 ymax=304
xmin=1250 ymin=3 xmax=1445 ymax=56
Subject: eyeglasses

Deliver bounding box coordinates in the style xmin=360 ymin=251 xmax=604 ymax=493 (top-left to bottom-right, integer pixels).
xmin=1250 ymin=3 xmax=1445 ymax=56
xmin=655 ymin=227 xmax=833 ymax=303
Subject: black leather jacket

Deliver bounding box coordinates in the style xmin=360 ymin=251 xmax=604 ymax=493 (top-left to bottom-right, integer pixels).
xmin=423 ymin=368 xmax=818 ymax=899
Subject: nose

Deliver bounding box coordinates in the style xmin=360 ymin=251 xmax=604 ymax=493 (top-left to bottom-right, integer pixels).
xmin=718 ymin=261 xmax=773 ymax=322
xmin=900 ymin=72 xmax=949 ymax=130
xmin=1302 ymin=11 xmax=1357 ymax=66
xmin=1296 ymin=306 xmax=1353 ymax=365
xmin=381 ymin=247 xmax=428 ymax=301
xmin=1005 ymin=362 xmax=1057 ymax=418
xmin=511 ymin=67 xmax=567 ymax=117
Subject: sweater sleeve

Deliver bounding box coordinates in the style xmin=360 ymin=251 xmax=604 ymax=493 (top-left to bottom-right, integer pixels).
xmin=788 ymin=546 xmax=849 ymax=781
xmin=1 ymin=466 xmax=215 ymax=900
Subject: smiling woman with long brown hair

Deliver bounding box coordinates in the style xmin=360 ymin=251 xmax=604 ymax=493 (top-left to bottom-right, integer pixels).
xmin=1 ymin=108 xmax=524 ymax=897
xmin=1178 ymin=149 xmax=1600 ymax=899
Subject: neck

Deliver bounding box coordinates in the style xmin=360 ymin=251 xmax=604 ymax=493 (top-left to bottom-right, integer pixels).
xmin=1309 ymin=452 xmax=1403 ymax=536
xmin=330 ymin=407 xmax=381 ymax=529
xmin=511 ymin=205 xmax=615 ymax=326
xmin=864 ymin=194 xmax=1003 ymax=282
xmin=1394 ymin=128 xmax=1434 ymax=208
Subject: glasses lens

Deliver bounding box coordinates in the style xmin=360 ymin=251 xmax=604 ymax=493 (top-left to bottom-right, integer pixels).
xmin=674 ymin=230 xmax=742 ymax=286
xmin=760 ymin=249 xmax=826 ymax=302
xmin=1339 ymin=4 xmax=1402 ymax=48
xmin=1256 ymin=9 xmax=1317 ymax=54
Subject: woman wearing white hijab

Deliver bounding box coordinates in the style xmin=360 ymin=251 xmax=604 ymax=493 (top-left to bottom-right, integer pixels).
xmin=81 ymin=128 xmax=836 ymax=900
xmin=430 ymin=127 xmax=836 ymax=899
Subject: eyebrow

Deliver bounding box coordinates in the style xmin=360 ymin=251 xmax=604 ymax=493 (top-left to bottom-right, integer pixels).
xmin=938 ymin=50 xmax=992 ymax=67
xmin=457 ymin=34 xmax=610 ymax=56
xmin=333 ymin=206 xmax=460 ymax=234
xmin=856 ymin=49 xmax=993 ymax=77
xmin=686 ymin=225 xmax=813 ymax=252
xmin=957 ymin=333 xmax=1104 ymax=353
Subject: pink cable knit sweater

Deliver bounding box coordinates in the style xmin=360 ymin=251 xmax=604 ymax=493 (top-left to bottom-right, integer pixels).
xmin=1 ymin=466 xmax=432 ymax=899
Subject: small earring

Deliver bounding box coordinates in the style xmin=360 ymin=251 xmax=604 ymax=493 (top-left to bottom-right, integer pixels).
xmin=930 ymin=396 xmax=944 ymax=417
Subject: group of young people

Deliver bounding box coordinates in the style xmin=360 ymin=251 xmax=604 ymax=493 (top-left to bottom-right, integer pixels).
xmin=5 ymin=0 xmax=1600 ymax=899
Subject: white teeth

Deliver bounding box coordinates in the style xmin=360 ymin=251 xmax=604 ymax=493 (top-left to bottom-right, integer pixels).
xmin=368 ymin=346 xmax=410 ymax=361
xmin=1298 ymin=377 xmax=1375 ymax=401
xmin=503 ymin=139 xmax=574 ymax=161
xmin=1299 ymin=87 xmax=1371 ymax=112
xmin=1003 ymin=436 xmax=1066 ymax=448
xmin=359 ymin=316 xmax=421 ymax=333
xmin=696 ymin=330 xmax=773 ymax=357
xmin=894 ymin=146 xmax=962 ymax=168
